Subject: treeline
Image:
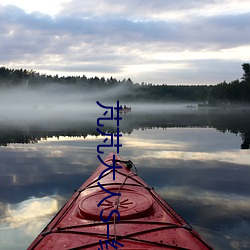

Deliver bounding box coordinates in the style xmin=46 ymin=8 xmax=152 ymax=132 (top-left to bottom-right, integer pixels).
xmin=0 ymin=63 xmax=249 ymax=104
xmin=208 ymin=63 xmax=250 ymax=105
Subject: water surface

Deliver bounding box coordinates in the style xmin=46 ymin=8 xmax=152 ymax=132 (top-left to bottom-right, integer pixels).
xmin=0 ymin=106 xmax=250 ymax=249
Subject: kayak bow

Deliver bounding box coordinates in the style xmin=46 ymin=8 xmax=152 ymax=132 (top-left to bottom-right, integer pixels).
xmin=28 ymin=153 xmax=213 ymax=249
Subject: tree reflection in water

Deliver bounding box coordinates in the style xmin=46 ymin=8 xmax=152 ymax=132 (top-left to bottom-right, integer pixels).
xmin=0 ymin=108 xmax=249 ymax=149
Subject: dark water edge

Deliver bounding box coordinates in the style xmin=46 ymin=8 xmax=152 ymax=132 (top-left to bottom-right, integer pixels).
xmin=0 ymin=107 xmax=250 ymax=249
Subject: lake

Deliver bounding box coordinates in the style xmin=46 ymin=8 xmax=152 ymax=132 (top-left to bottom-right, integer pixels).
xmin=0 ymin=104 xmax=250 ymax=249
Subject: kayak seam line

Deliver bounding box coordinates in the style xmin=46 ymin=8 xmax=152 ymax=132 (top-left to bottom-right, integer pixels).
xmin=80 ymin=183 xmax=143 ymax=190
xmin=56 ymin=220 xmax=182 ymax=230
xmin=54 ymin=225 xmax=191 ymax=236
xmin=55 ymin=227 xmax=191 ymax=250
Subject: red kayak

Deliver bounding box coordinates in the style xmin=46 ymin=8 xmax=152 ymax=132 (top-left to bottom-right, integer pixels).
xmin=28 ymin=153 xmax=213 ymax=249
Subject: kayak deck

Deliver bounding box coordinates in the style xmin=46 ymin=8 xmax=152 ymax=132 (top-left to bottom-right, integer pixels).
xmin=28 ymin=153 xmax=213 ymax=249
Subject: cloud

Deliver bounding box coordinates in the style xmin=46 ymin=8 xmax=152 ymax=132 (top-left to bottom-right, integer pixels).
xmin=0 ymin=196 xmax=61 ymax=249
xmin=186 ymin=13 xmax=250 ymax=49
xmin=0 ymin=1 xmax=250 ymax=84
xmin=0 ymin=196 xmax=59 ymax=229
xmin=157 ymin=186 xmax=250 ymax=216
xmin=58 ymin=0 xmax=239 ymax=19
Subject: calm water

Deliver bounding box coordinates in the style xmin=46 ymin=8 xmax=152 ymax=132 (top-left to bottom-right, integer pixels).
xmin=0 ymin=105 xmax=250 ymax=249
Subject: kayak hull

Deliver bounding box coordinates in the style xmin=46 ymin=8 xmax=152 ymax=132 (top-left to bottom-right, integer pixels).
xmin=28 ymin=153 xmax=212 ymax=249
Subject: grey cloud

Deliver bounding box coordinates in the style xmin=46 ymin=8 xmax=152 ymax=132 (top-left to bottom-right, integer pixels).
xmin=40 ymin=64 xmax=121 ymax=74
xmin=132 ymin=59 xmax=244 ymax=85
xmin=0 ymin=2 xmax=249 ymax=84
xmin=185 ymin=13 xmax=250 ymax=49
xmin=59 ymin=0 xmax=215 ymax=18
xmin=1 ymin=4 xmax=249 ymax=50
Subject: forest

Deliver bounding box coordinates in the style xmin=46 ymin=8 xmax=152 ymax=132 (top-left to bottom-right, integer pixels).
xmin=0 ymin=63 xmax=249 ymax=104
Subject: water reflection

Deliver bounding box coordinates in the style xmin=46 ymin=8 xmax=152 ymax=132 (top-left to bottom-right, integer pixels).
xmin=1 ymin=196 xmax=59 ymax=228
xmin=0 ymin=196 xmax=62 ymax=250
xmin=0 ymin=107 xmax=250 ymax=149
xmin=0 ymin=108 xmax=250 ymax=249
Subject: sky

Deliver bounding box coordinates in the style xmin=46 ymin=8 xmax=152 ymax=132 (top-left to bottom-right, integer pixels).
xmin=0 ymin=0 xmax=250 ymax=85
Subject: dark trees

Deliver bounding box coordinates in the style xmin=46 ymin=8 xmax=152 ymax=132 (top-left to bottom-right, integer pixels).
xmin=0 ymin=63 xmax=250 ymax=104
xmin=242 ymin=63 xmax=250 ymax=83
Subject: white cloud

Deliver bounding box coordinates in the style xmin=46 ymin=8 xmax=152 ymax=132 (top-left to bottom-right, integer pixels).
xmin=0 ymin=0 xmax=67 ymax=16
xmin=0 ymin=196 xmax=59 ymax=229
xmin=0 ymin=196 xmax=61 ymax=249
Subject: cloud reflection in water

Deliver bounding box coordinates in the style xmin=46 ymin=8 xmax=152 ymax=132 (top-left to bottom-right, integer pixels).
xmin=0 ymin=127 xmax=250 ymax=249
xmin=0 ymin=196 xmax=61 ymax=250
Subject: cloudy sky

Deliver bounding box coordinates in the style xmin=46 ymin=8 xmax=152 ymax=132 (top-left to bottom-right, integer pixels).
xmin=0 ymin=0 xmax=250 ymax=85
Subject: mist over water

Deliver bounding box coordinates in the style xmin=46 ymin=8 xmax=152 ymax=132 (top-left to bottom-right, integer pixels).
xmin=0 ymin=84 xmax=197 ymax=125
xmin=1 ymin=84 xmax=250 ymax=149
xmin=0 ymin=85 xmax=99 ymax=122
